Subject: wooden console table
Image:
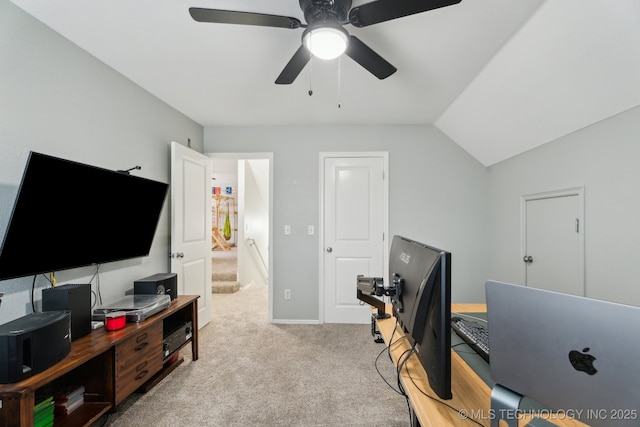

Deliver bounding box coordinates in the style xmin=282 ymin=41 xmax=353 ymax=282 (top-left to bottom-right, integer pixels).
xmin=0 ymin=295 xmax=199 ymax=427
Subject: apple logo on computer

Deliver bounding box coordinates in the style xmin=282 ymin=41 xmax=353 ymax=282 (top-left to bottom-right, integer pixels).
xmin=569 ymin=347 xmax=598 ymax=375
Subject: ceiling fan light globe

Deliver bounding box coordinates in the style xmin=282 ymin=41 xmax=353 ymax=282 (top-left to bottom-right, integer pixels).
xmin=303 ymin=27 xmax=349 ymax=60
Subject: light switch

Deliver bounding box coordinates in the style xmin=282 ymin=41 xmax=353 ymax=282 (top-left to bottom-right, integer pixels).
xmin=308 ymin=225 xmax=315 ymax=235
xmin=284 ymin=225 xmax=291 ymax=235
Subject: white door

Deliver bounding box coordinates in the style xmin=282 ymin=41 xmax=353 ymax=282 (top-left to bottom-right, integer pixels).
xmin=522 ymin=188 xmax=584 ymax=296
xmin=171 ymin=141 xmax=212 ymax=328
xmin=321 ymin=153 xmax=388 ymax=324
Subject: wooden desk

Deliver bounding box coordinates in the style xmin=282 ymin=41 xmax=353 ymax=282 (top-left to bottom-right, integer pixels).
xmin=0 ymin=295 xmax=198 ymax=427
xmin=376 ymin=304 xmax=587 ymax=427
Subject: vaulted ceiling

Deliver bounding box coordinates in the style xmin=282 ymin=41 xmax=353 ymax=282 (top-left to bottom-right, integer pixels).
xmin=10 ymin=0 xmax=640 ymax=166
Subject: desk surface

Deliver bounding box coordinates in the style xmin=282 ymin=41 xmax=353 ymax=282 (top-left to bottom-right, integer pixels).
xmin=376 ymin=304 xmax=588 ymax=427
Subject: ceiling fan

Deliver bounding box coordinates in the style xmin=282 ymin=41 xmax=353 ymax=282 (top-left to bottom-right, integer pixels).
xmin=189 ymin=0 xmax=462 ymax=85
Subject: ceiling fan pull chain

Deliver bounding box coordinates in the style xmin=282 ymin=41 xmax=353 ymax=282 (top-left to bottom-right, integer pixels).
xmin=308 ymin=49 xmax=314 ymax=96
xmin=337 ymin=56 xmax=342 ymax=108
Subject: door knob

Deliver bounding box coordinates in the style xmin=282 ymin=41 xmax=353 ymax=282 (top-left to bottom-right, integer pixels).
xmin=170 ymin=252 xmax=185 ymax=259
xmin=326 ymin=247 xmax=333 ymax=253
xmin=523 ymin=255 xmax=533 ymax=264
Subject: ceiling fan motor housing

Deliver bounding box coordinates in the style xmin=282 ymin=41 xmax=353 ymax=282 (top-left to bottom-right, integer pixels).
xmin=300 ymin=0 xmax=352 ymax=26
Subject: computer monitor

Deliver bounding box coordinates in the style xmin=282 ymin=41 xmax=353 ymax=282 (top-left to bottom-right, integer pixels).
xmin=389 ymin=235 xmax=452 ymax=399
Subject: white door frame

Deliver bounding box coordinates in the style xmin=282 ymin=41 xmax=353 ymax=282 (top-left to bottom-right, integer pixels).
xmin=521 ymin=186 xmax=585 ymax=292
xmin=318 ymin=152 xmax=389 ymax=324
xmin=206 ymin=152 xmax=274 ymax=322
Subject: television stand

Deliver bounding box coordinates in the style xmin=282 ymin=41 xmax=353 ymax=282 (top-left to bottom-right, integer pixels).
xmin=0 ymin=295 xmax=199 ymax=427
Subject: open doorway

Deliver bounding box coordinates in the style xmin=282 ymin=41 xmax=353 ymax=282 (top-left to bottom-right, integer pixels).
xmin=208 ymin=153 xmax=273 ymax=321
xmin=210 ymin=159 xmax=239 ymax=293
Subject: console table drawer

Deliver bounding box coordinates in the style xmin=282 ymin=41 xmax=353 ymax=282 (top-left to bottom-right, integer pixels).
xmin=114 ymin=323 xmax=163 ymax=404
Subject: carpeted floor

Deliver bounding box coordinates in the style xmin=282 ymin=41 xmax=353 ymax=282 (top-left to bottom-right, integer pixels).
xmin=212 ymin=249 xmax=238 ymax=281
xmin=212 ymin=248 xmax=239 ymax=293
xmin=95 ymin=284 xmax=410 ymax=426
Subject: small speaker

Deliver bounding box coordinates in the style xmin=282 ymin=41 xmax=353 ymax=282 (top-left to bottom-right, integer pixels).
xmin=42 ymin=283 xmax=91 ymax=341
xmin=0 ymin=311 xmax=71 ymax=383
xmin=134 ymin=273 xmax=177 ymax=300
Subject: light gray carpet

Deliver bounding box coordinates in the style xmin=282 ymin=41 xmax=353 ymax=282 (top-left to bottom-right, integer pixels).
xmin=212 ymin=249 xmax=240 ymax=293
xmin=211 ymin=249 xmax=238 ymax=282
xmin=96 ymin=284 xmax=409 ymax=426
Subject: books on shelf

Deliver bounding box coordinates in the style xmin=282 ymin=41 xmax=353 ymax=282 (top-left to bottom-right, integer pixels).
xmin=53 ymin=384 xmax=85 ymax=416
xmin=34 ymin=396 xmax=54 ymax=413
xmin=53 ymin=384 xmax=85 ymax=404
xmin=33 ymin=384 xmax=85 ymax=425
xmin=34 ymin=396 xmax=54 ymax=427
xmin=34 ymin=410 xmax=54 ymax=427
xmin=54 ymin=396 xmax=84 ymax=416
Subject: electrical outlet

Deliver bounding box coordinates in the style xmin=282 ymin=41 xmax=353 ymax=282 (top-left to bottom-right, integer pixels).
xmin=284 ymin=289 xmax=291 ymax=300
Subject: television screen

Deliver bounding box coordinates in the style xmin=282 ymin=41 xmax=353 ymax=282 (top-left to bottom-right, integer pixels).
xmin=0 ymin=152 xmax=169 ymax=281
xmin=389 ymin=235 xmax=452 ymax=399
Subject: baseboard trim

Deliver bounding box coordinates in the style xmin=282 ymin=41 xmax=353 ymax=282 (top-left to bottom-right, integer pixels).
xmin=271 ymin=318 xmax=320 ymax=325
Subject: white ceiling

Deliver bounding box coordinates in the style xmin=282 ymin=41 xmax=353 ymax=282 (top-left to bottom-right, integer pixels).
xmin=10 ymin=0 xmax=640 ymax=166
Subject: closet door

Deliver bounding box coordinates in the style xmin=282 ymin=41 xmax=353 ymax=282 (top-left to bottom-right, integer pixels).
xmin=321 ymin=153 xmax=388 ymax=324
xmin=522 ymin=188 xmax=584 ymax=296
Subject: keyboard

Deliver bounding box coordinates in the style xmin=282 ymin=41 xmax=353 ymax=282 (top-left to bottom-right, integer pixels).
xmin=451 ymin=316 xmax=490 ymax=363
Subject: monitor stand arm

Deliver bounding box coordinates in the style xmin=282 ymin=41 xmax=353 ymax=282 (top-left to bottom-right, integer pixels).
xmin=490 ymin=383 xmax=523 ymax=427
xmin=356 ymin=290 xmax=390 ymax=319
xmin=357 ymin=290 xmax=390 ymax=344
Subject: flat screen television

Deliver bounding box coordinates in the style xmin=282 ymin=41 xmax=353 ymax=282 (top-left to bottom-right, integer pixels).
xmin=389 ymin=235 xmax=452 ymax=399
xmin=0 ymin=152 xmax=169 ymax=281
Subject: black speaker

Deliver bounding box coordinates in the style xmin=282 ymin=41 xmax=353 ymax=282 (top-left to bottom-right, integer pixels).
xmin=134 ymin=273 xmax=177 ymax=300
xmin=0 ymin=311 xmax=71 ymax=383
xmin=42 ymin=283 xmax=91 ymax=341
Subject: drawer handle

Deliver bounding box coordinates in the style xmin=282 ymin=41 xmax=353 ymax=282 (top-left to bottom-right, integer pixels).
xmin=136 ymin=361 xmax=148 ymax=372
xmin=135 ymin=370 xmax=149 ymax=381
xmin=134 ymin=342 xmax=149 ymax=352
xmin=136 ymin=333 xmax=148 ymax=343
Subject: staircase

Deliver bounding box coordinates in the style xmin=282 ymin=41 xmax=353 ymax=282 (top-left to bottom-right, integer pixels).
xmin=212 ymin=249 xmax=239 ymax=293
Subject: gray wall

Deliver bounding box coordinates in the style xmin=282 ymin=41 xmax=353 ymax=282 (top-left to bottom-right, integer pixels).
xmin=487 ymin=105 xmax=640 ymax=305
xmin=242 ymin=159 xmax=270 ymax=286
xmin=205 ymin=125 xmax=489 ymax=321
xmin=0 ymin=0 xmax=203 ymax=323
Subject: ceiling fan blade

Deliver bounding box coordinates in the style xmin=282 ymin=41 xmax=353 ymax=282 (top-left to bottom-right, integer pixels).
xmin=189 ymin=8 xmax=302 ymax=29
xmin=345 ymin=36 xmax=396 ymax=80
xmin=275 ymin=45 xmax=311 ymax=84
xmin=348 ymin=0 xmax=462 ymax=28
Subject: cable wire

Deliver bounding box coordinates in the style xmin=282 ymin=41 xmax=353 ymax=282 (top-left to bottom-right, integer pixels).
xmin=395 ymin=344 xmax=417 ymax=427
xmin=31 ymin=275 xmax=37 ymax=312
xmin=378 ymin=313 xmax=487 ymax=427
xmin=373 ymin=316 xmax=413 ymax=426
xmin=91 ymin=264 xmax=103 ymax=307
xmin=402 ymin=358 xmax=485 ymax=427
xmin=374 ymin=334 xmax=408 ymax=396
